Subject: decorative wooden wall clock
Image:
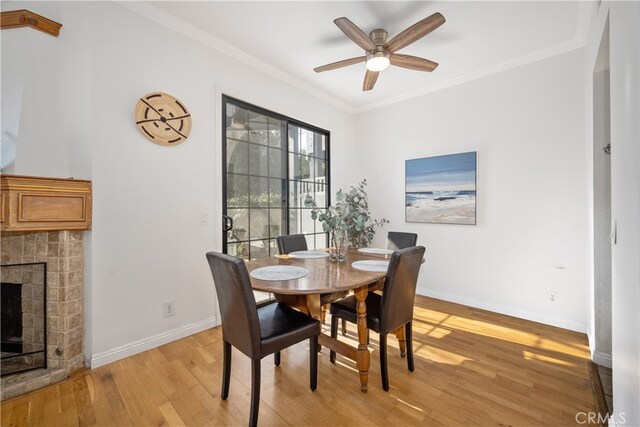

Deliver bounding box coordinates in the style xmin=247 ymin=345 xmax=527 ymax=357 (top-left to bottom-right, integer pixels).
xmin=135 ymin=92 xmax=192 ymax=146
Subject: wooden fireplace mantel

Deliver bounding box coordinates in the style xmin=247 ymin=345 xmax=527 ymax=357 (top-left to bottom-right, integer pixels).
xmin=1 ymin=174 xmax=92 ymax=232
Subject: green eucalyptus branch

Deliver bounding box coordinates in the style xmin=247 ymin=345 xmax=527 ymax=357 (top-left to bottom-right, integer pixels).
xmin=304 ymin=179 xmax=388 ymax=247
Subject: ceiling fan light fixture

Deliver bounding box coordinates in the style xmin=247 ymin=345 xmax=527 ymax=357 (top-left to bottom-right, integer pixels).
xmin=366 ymin=51 xmax=390 ymax=71
xmin=315 ymin=13 xmax=445 ymax=91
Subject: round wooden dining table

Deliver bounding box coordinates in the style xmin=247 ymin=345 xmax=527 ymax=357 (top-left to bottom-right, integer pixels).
xmin=245 ymin=247 xmax=395 ymax=392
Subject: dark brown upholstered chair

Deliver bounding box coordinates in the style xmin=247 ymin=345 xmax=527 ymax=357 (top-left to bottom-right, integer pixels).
xmin=330 ymin=246 xmax=425 ymax=391
xmin=340 ymin=231 xmax=419 ymax=336
xmin=386 ymin=231 xmax=418 ymax=250
xmin=276 ymin=235 xmax=348 ymax=322
xmin=206 ymin=252 xmax=320 ymax=427
xmin=276 ymin=234 xmax=308 ymax=254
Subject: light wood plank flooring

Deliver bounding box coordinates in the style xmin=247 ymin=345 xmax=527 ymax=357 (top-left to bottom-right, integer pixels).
xmin=1 ymin=296 xmax=596 ymax=426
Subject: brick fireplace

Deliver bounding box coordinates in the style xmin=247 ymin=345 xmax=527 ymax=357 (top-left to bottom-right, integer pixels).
xmin=1 ymin=175 xmax=91 ymax=400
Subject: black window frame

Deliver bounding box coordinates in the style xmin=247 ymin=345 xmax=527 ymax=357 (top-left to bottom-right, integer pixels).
xmin=222 ymin=95 xmax=331 ymax=258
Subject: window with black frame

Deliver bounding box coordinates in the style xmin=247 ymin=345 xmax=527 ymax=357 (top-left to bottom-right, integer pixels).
xmin=223 ymin=97 xmax=330 ymax=260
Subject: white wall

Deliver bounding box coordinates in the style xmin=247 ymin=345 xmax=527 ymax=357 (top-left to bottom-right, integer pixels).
xmin=608 ymin=3 xmax=640 ymax=423
xmin=1 ymin=24 xmax=68 ymax=175
xmin=585 ymin=2 xmax=640 ymax=425
xmin=0 ymin=3 xmax=93 ymax=178
xmin=90 ymin=2 xmax=355 ymax=365
xmin=355 ymin=49 xmax=588 ymax=332
xmin=1 ymin=2 xmax=354 ymax=366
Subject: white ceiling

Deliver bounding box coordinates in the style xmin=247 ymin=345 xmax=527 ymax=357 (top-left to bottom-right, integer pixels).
xmin=134 ymin=1 xmax=593 ymax=113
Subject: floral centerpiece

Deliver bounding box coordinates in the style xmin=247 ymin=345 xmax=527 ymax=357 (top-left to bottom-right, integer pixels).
xmin=305 ymin=180 xmax=388 ymax=261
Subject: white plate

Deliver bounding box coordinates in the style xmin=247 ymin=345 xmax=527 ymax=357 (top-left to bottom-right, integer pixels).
xmin=358 ymin=248 xmax=393 ymax=255
xmin=250 ymin=266 xmax=309 ymax=281
xmin=351 ymin=260 xmax=389 ymax=272
xmin=288 ymin=251 xmax=330 ymax=259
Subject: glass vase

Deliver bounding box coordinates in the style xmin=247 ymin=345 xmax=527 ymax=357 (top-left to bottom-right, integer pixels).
xmin=329 ymin=228 xmax=347 ymax=262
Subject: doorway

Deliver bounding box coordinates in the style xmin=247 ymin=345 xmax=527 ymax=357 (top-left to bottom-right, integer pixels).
xmin=591 ymin=17 xmax=613 ymax=412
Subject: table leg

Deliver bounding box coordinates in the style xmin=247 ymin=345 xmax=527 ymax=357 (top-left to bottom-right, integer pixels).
xmin=274 ymin=294 xmax=309 ymax=314
xmin=395 ymin=326 xmax=406 ymax=357
xmin=304 ymin=294 xmax=322 ymax=320
xmin=304 ymin=294 xmax=323 ymax=352
xmin=354 ymin=286 xmax=371 ymax=392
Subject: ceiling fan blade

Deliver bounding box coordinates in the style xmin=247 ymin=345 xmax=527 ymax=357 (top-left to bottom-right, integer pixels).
xmin=334 ymin=17 xmax=376 ymax=51
xmin=314 ymin=56 xmax=366 ymax=73
xmin=384 ymin=12 xmax=446 ymax=53
xmin=363 ymin=70 xmax=379 ymax=91
xmin=390 ymin=54 xmax=438 ymax=71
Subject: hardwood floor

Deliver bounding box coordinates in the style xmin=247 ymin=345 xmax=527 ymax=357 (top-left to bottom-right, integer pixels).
xmin=1 ymin=296 xmax=596 ymax=426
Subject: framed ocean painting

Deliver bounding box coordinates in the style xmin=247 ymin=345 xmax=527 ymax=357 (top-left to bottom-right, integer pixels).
xmin=405 ymin=151 xmax=477 ymax=225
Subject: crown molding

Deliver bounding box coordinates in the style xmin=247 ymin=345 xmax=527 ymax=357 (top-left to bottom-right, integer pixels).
xmin=117 ymin=1 xmax=594 ymax=116
xmin=116 ymin=1 xmax=355 ymax=114
xmin=353 ymin=37 xmax=585 ymax=114
xmin=352 ymin=1 xmax=594 ymax=113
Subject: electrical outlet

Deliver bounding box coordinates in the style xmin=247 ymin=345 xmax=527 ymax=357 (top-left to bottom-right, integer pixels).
xmin=548 ymin=291 xmax=558 ymax=303
xmin=163 ymin=301 xmax=175 ymax=317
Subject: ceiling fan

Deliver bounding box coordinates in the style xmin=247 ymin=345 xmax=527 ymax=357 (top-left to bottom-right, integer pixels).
xmin=314 ymin=13 xmax=446 ymax=91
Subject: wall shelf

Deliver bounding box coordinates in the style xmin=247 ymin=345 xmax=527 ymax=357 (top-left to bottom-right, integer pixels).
xmin=0 ymin=10 xmax=62 ymax=37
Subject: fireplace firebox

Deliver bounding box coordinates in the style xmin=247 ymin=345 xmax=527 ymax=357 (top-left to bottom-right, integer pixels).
xmin=0 ymin=262 xmax=47 ymax=376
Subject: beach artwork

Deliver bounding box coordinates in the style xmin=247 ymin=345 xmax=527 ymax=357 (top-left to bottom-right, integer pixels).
xmin=405 ymin=152 xmax=477 ymax=225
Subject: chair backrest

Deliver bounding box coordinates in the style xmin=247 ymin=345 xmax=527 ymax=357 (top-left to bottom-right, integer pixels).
xmin=276 ymin=234 xmax=308 ymax=254
xmin=386 ymin=232 xmax=418 ymax=250
xmin=379 ymin=246 xmax=426 ymax=333
xmin=206 ymin=252 xmax=260 ymax=358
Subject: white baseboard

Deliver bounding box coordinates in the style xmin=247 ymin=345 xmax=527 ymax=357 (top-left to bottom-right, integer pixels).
xmin=418 ymin=288 xmax=587 ymax=333
xmin=592 ymin=350 xmax=613 ymax=368
xmin=90 ymin=317 xmax=218 ymax=369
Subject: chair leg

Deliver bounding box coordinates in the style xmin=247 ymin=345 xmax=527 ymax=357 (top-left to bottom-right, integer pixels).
xmin=341 ymin=319 xmax=347 ymax=336
xmin=249 ymin=359 xmax=261 ymax=427
xmin=380 ymin=334 xmax=389 ymax=391
xmin=310 ymin=336 xmax=318 ymax=391
xmin=406 ymin=322 xmax=414 ymax=372
xmin=221 ymin=340 xmax=232 ymax=400
xmin=330 ymin=314 xmax=338 ymax=363
xmin=322 ymin=305 xmax=327 ymax=324
xmin=274 ymin=351 xmax=281 ymax=366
